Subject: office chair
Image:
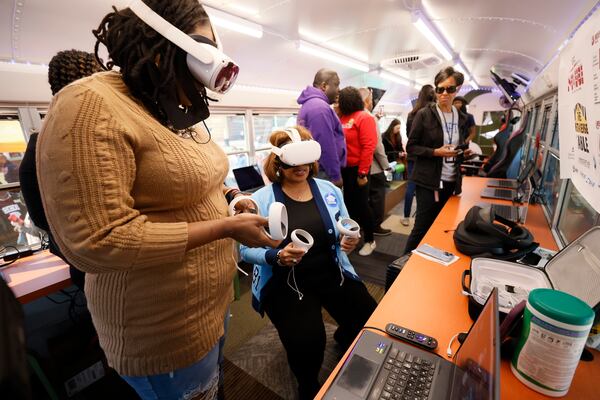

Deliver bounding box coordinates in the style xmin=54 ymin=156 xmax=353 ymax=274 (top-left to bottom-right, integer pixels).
xmin=486 ymin=111 xmax=528 ymax=178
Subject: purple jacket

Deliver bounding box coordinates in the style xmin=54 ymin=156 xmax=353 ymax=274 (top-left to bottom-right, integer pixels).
xmin=297 ymin=86 xmax=346 ymax=181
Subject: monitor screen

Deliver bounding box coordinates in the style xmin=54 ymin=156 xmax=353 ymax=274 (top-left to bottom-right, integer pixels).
xmin=370 ymin=87 xmax=387 ymax=110
xmin=450 ymin=288 xmax=500 ymax=400
xmin=490 ymin=70 xmax=520 ymax=102
xmin=232 ymin=165 xmax=265 ymax=191
xmin=0 ymin=184 xmax=43 ymax=251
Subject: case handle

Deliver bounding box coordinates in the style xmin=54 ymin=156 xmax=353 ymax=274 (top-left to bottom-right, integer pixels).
xmin=461 ymin=269 xmax=471 ymax=293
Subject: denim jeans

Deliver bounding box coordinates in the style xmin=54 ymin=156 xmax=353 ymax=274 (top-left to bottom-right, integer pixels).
xmin=121 ymin=311 xmax=230 ymax=400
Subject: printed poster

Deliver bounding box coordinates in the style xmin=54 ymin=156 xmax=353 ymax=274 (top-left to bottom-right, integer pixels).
xmin=558 ymin=9 xmax=600 ymax=213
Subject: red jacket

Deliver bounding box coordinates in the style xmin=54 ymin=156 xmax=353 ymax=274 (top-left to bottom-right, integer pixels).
xmin=340 ymin=111 xmax=377 ymax=175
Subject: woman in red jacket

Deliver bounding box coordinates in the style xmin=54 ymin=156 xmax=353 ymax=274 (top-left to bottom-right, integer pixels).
xmin=338 ymin=87 xmax=378 ymax=256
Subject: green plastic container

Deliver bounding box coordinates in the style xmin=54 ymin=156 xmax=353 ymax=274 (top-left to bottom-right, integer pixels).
xmin=511 ymin=289 xmax=594 ymax=397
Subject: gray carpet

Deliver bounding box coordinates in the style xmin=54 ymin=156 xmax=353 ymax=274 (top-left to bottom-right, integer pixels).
xmin=227 ymin=321 xmax=343 ymax=400
xmin=349 ymin=232 xmax=408 ymax=286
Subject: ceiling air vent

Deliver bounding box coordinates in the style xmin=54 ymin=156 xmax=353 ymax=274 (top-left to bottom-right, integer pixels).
xmin=381 ymin=53 xmax=442 ymax=72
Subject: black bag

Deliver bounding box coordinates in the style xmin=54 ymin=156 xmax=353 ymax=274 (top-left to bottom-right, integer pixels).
xmin=453 ymin=205 xmax=538 ymax=261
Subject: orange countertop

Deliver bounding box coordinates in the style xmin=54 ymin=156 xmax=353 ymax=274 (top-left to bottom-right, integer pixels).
xmin=2 ymin=250 xmax=71 ymax=304
xmin=316 ymin=177 xmax=599 ymax=400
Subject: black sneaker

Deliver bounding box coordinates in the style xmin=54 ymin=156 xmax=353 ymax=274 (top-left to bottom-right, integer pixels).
xmin=373 ymin=226 xmax=392 ymax=236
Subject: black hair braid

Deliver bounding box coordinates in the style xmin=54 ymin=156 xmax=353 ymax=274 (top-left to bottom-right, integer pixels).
xmin=92 ymin=0 xmax=209 ymax=125
xmin=48 ymin=49 xmax=102 ymax=95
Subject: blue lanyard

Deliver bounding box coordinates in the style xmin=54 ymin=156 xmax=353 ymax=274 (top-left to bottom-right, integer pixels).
xmin=439 ymin=110 xmax=454 ymax=144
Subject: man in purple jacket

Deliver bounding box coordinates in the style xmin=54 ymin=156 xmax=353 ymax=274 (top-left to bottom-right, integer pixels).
xmin=297 ymin=69 xmax=346 ymax=187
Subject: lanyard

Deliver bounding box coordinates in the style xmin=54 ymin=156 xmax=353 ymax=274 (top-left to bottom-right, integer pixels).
xmin=436 ymin=105 xmax=458 ymax=145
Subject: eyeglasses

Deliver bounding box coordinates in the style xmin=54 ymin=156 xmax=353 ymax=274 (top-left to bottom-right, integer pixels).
xmin=435 ymin=86 xmax=457 ymax=94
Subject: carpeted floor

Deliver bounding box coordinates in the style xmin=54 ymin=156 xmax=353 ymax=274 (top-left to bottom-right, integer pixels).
xmin=227 ymin=322 xmax=344 ymax=400
xmin=349 ymin=230 xmax=409 ymax=286
xmin=223 ymin=358 xmax=283 ymax=400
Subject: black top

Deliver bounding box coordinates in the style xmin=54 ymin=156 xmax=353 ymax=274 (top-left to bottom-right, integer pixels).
xmin=274 ymin=192 xmax=337 ymax=286
xmin=406 ymin=103 xmax=468 ymax=193
xmin=19 ymin=133 xmax=50 ymax=232
xmin=382 ymin=134 xmax=404 ymax=163
xmin=18 ymin=133 xmax=72 ymax=268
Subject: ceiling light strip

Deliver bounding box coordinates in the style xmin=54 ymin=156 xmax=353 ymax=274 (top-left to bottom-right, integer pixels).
xmin=412 ymin=11 xmax=453 ymax=61
xmin=204 ymin=5 xmax=263 ymax=38
xmin=297 ymin=40 xmax=370 ymax=72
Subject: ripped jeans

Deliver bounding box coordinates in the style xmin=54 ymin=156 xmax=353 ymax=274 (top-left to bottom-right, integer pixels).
xmin=121 ymin=312 xmax=229 ymax=400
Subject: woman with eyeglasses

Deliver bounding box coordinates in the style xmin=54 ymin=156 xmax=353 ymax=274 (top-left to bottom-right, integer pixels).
xmin=403 ymin=67 xmax=472 ymax=255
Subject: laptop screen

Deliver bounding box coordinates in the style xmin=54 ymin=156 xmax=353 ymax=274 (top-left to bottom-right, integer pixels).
xmin=232 ymin=165 xmax=265 ymax=191
xmin=450 ymin=288 xmax=500 ymax=400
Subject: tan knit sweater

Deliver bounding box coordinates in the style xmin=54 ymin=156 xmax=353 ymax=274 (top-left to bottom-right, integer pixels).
xmin=37 ymin=71 xmax=236 ymax=376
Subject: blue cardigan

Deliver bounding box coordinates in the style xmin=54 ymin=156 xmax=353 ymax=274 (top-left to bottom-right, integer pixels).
xmin=240 ymin=178 xmax=361 ymax=314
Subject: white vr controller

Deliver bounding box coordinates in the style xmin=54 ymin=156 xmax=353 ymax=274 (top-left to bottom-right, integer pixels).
xmin=337 ymin=218 xmax=360 ymax=251
xmin=228 ymin=196 xmax=288 ymax=241
xmin=290 ymin=229 xmax=314 ymax=253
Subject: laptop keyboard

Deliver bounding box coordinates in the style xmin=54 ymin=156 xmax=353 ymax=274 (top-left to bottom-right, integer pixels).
xmin=491 ymin=204 xmax=518 ymax=221
xmin=493 ymin=188 xmax=514 ymax=198
xmin=496 ymin=180 xmax=516 ymax=188
xmin=369 ymin=347 xmax=437 ymax=400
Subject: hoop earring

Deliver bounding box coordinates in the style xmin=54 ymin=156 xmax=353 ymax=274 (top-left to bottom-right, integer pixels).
xmin=276 ymin=170 xmax=281 ymax=178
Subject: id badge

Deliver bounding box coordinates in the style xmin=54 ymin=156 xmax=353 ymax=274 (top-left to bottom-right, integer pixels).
xmin=444 ymin=157 xmax=456 ymax=164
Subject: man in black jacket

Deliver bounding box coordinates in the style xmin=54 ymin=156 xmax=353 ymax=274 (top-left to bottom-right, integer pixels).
xmin=403 ymin=67 xmax=472 ymax=254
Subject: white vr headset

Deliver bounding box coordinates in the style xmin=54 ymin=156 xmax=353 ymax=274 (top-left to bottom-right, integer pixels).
xmin=128 ymin=0 xmax=239 ymax=94
xmin=271 ymin=128 xmax=322 ymax=167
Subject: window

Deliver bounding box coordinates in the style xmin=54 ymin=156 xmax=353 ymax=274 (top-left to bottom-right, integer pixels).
xmin=0 ymin=116 xmax=26 ymax=184
xmin=0 ymin=185 xmax=43 ymax=249
xmin=550 ymin=113 xmax=559 ymax=150
xmin=225 ymin=153 xmax=250 ymax=187
xmin=539 ymin=105 xmax=552 ymax=142
xmin=252 ymin=114 xmax=296 ymax=150
xmin=541 ymin=152 xmax=561 ymax=224
xmin=204 ymin=114 xmax=247 ymax=154
xmin=557 ymin=181 xmax=600 ymax=244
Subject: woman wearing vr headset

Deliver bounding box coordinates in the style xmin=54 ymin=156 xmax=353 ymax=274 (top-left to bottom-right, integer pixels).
xmin=403 ymin=67 xmax=473 ymax=255
xmin=36 ymin=1 xmax=278 ymax=399
xmin=240 ymin=126 xmax=377 ymax=400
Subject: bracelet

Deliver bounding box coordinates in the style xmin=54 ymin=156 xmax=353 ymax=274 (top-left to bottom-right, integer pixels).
xmin=276 ymin=250 xmax=285 ymax=266
xmin=224 ymin=188 xmax=241 ymax=204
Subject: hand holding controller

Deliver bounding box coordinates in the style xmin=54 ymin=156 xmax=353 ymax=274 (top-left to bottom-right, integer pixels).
xmin=337 ymin=218 xmax=360 ymax=252
xmin=291 ymin=229 xmax=314 ymax=253
xmin=229 ymin=196 xmax=288 ymax=241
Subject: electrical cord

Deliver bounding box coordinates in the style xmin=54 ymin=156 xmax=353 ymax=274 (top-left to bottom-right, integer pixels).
xmin=362 ymin=326 xmax=388 ymax=335
xmin=0 ymin=245 xmax=20 ymax=269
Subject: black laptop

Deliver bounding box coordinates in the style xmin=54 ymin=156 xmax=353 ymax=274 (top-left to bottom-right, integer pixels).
xmin=486 ymin=161 xmax=535 ymax=189
xmin=324 ymin=289 xmax=500 ymax=400
xmin=480 ymin=174 xmax=532 ymax=203
xmin=232 ymin=165 xmax=265 ymax=193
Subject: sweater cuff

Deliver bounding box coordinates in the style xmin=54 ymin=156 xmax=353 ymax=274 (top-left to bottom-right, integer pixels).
xmin=265 ymin=248 xmax=279 ymax=267
xmin=136 ymin=222 xmax=189 ymax=268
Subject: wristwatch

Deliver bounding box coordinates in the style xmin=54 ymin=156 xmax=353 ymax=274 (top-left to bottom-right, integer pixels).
xmin=358 ymin=173 xmax=368 ymax=179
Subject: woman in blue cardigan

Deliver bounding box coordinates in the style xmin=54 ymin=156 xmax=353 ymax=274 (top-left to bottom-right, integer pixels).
xmin=240 ymin=126 xmax=377 ymax=400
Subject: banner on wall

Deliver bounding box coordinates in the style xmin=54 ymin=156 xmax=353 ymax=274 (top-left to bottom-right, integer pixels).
xmin=558 ymin=9 xmax=600 ymax=213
